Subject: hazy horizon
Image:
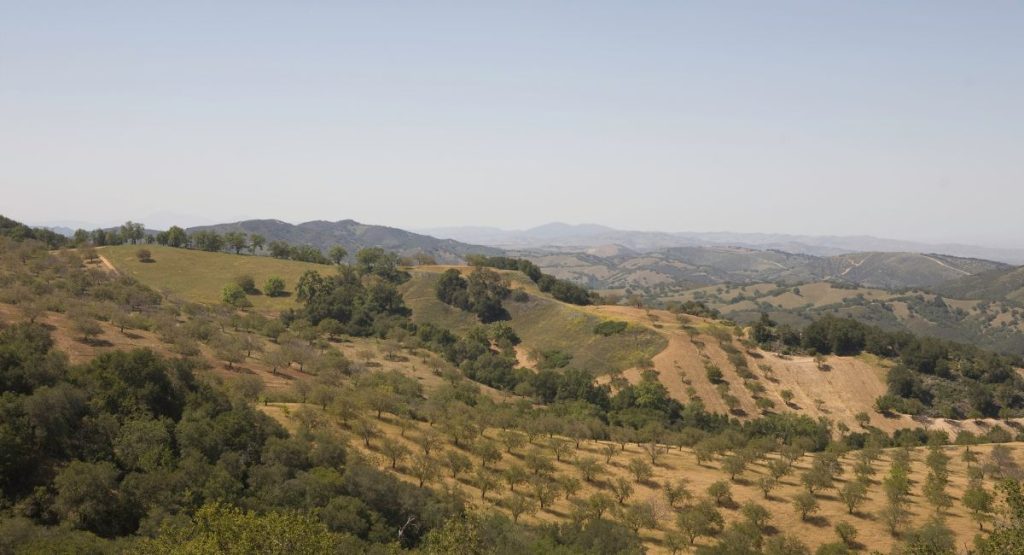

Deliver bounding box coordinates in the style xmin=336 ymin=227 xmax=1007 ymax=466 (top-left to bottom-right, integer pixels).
xmin=3 ymin=2 xmax=1023 ymax=248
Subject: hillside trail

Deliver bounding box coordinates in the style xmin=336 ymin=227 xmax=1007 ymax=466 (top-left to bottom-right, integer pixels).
xmin=921 ymin=253 xmax=972 ymax=275
xmin=96 ymin=253 xmax=119 ymax=274
xmin=838 ymin=252 xmax=872 ymax=276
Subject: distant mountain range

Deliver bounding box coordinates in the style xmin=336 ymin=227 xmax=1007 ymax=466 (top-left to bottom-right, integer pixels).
xmin=519 ymin=247 xmax=1011 ymax=292
xmin=29 ymin=215 xmax=1023 ymax=298
xmin=186 ymin=219 xmax=501 ymax=264
xmin=420 ymin=223 xmax=1024 ymax=265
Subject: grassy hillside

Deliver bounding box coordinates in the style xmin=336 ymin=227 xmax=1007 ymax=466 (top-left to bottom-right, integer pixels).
xmin=938 ymin=265 xmax=1024 ymax=305
xmin=188 ymin=218 xmax=501 ymax=263
xmin=270 ymin=400 xmax=1020 ymax=554
xmin=403 ymin=268 xmax=668 ymax=375
xmin=524 ymin=247 xmax=1008 ymax=294
xmin=6 ymin=235 xmax=1024 ymax=554
xmin=101 ymin=244 xmax=326 ymax=312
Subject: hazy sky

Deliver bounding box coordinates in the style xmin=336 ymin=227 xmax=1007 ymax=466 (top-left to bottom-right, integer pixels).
xmin=2 ymin=2 xmax=1022 ymax=247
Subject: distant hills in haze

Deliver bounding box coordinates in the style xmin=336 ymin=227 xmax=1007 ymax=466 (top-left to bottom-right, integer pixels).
xmin=421 ymin=222 xmax=1024 ymax=265
xmin=28 ymin=215 xmax=1023 ymax=297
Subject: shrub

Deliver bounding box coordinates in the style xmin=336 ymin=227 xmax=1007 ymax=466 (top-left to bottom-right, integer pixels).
xmin=264 ymin=276 xmax=286 ymax=297
xmin=234 ymin=274 xmax=257 ymax=294
xmin=222 ymin=283 xmax=251 ymax=307
xmin=135 ymin=249 xmax=152 ymax=262
xmin=594 ymin=320 xmax=628 ymax=336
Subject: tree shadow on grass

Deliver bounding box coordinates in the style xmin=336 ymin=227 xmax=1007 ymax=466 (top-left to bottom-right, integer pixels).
xmin=804 ymin=515 xmax=830 ymax=528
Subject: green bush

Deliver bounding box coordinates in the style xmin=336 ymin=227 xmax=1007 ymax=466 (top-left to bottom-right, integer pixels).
xmin=594 ymin=321 xmax=628 ymax=336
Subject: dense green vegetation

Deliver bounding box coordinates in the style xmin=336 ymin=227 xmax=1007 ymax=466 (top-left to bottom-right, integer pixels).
xmin=466 ymin=255 xmax=598 ymax=306
xmin=435 ymin=267 xmax=512 ymax=323
xmin=0 ymin=215 xmax=69 ymax=249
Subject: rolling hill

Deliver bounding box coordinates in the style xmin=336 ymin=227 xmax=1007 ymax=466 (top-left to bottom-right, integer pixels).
xmin=187 ymin=218 xmax=501 ymax=263
xmin=95 ymin=246 xmax=1021 ymax=430
xmin=521 ymin=247 xmax=1009 ymax=292
xmin=667 ymin=281 xmax=1024 ymax=355
xmin=937 ymin=265 xmax=1024 ymax=305
xmin=8 ymin=239 xmax=1023 ymax=554
xmin=425 ymin=222 xmax=1024 ymax=264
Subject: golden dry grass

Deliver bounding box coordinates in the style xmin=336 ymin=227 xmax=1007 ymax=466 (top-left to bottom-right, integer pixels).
xmin=261 ymin=398 xmax=1016 ymax=554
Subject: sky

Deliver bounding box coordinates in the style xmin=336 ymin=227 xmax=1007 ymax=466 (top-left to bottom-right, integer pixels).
xmin=1 ymin=2 xmax=1022 ymax=247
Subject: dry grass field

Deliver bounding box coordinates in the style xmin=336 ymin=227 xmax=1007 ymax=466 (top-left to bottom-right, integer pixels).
xmin=44 ymin=248 xmax=1019 ymax=552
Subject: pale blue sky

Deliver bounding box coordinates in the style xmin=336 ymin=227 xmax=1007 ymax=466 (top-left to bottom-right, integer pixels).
xmin=1 ymin=2 xmax=1022 ymax=246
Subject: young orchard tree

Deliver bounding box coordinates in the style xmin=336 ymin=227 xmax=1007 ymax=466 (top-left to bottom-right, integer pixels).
xmin=882 ymin=502 xmax=908 ymax=536
xmin=611 ymin=476 xmax=634 ymax=505
xmin=642 ymin=440 xmax=665 ymax=465
xmin=498 ymin=430 xmax=525 ymax=455
xmin=741 ymin=501 xmax=771 ymax=532
xmin=442 ymin=450 xmax=472 ymax=480
xmin=559 ymin=475 xmax=582 ymax=501
xmin=757 ymin=476 xmax=778 ymax=500
xmin=923 ymin=471 xmax=952 ymax=514
xmin=71 ymin=312 xmax=104 ymax=343
xmin=503 ymin=463 xmax=528 ymax=493
xmin=834 ymin=521 xmax=858 ymax=547
xmin=722 ymin=454 xmax=747 ymax=481
xmin=627 ymin=458 xmax=654 ymax=484
xmin=768 ymin=458 xmax=791 ymax=481
xmin=474 ymin=467 xmax=498 ymax=500
xmin=621 ymin=502 xmax=658 ymax=534
xmin=507 ymin=493 xmax=536 ymax=524
xmin=409 ymin=454 xmax=439 ymax=488
xmin=693 ymin=441 xmax=716 ymax=467
xmin=676 ymin=500 xmax=724 ymax=545
xmin=379 ymin=437 xmax=410 ymax=470
xmin=792 ymin=491 xmax=819 ymax=521
xmin=525 ymin=450 xmax=554 ymax=477
xmin=962 ymin=480 xmax=993 ymax=530
xmin=351 ymin=418 xmax=378 ymax=448
xmin=801 ymin=464 xmax=834 ymax=495
xmin=664 ymin=480 xmax=693 ymax=509
xmin=601 ymin=443 xmax=618 ymax=464
xmin=531 ymin=478 xmax=559 ymax=511
xmin=707 ymin=480 xmax=732 ymax=506
xmin=473 ymin=440 xmax=502 ymax=469
xmin=575 ymin=456 xmax=603 ymax=483
xmin=839 ymin=479 xmax=868 ymax=514
xmin=549 ymin=438 xmax=572 ymax=463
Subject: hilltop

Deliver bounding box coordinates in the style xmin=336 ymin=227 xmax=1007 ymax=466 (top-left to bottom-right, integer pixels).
xmin=187 ymin=218 xmax=501 ymax=263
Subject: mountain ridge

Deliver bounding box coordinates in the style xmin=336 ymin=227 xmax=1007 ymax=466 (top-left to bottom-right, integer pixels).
xmin=187 ymin=218 xmax=501 ymax=263
xmin=421 ymin=223 xmax=1024 ymax=264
